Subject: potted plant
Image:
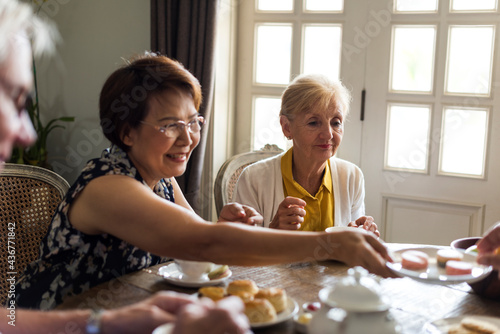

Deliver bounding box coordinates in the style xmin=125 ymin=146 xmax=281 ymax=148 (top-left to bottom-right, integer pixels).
xmin=10 ymin=0 xmax=74 ymax=169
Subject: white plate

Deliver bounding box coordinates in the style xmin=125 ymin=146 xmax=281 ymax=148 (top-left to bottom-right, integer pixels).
xmin=325 ymin=226 xmax=352 ymax=232
xmin=251 ymin=297 xmax=299 ymax=329
xmin=158 ymin=263 xmax=232 ymax=288
xmin=386 ymin=246 xmax=492 ymax=285
xmin=424 ymin=315 xmax=500 ymax=333
xmin=152 ymin=323 xmax=174 ymax=334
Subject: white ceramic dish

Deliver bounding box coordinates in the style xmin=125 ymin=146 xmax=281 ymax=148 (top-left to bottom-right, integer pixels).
xmin=325 ymin=226 xmax=352 ymax=233
xmin=251 ymin=297 xmax=299 ymax=329
xmin=386 ymin=246 xmax=492 ymax=285
xmin=152 ymin=323 xmax=174 ymax=334
xmin=158 ymin=263 xmax=231 ymax=288
xmin=424 ymin=315 xmax=500 ymax=333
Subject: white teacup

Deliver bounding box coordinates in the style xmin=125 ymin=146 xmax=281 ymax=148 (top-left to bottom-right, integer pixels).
xmin=174 ymin=260 xmax=213 ymax=281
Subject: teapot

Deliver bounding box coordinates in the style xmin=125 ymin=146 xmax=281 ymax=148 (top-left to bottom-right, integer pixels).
xmin=308 ymin=267 xmax=401 ymax=334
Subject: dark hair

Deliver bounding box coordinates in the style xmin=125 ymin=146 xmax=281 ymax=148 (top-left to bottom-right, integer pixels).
xmin=99 ymin=53 xmax=202 ymax=151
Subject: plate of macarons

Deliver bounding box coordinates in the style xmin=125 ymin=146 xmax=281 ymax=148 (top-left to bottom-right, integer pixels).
xmin=386 ymin=246 xmax=493 ymax=285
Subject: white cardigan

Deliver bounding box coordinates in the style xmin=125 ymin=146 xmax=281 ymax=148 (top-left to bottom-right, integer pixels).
xmin=233 ymin=153 xmax=366 ymax=228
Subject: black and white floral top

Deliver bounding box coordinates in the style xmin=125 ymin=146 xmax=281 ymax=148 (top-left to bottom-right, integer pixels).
xmin=16 ymin=145 xmax=172 ymax=310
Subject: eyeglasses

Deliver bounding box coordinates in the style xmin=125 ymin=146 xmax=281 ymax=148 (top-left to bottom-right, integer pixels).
xmin=140 ymin=116 xmax=205 ymax=138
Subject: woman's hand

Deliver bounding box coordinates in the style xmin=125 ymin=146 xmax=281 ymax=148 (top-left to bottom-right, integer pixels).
xmin=172 ymin=296 xmax=250 ymax=334
xmin=477 ymin=222 xmax=500 ymax=278
xmin=218 ymin=202 xmax=263 ymax=226
xmin=100 ymin=292 xmax=190 ymax=334
xmin=101 ymin=292 xmax=250 ymax=334
xmin=348 ymin=216 xmax=380 ymax=237
xmin=330 ymin=229 xmax=396 ymax=278
xmin=269 ymin=196 xmax=306 ymax=230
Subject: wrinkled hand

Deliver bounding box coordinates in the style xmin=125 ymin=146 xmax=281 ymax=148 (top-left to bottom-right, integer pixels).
xmin=477 ymin=222 xmax=500 ymax=278
xmin=218 ymin=202 xmax=263 ymax=226
xmin=347 ymin=216 xmax=380 ymax=237
xmin=269 ymin=196 xmax=306 ymax=230
xmin=329 ymin=229 xmax=396 ymax=278
xmin=172 ymin=296 xmax=250 ymax=334
xmin=101 ymin=291 xmax=194 ymax=334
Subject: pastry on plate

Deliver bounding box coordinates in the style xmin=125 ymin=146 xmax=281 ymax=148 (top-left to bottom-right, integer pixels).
xmin=445 ymin=260 xmax=473 ymax=276
xmin=437 ymin=249 xmax=464 ymax=268
xmin=227 ymin=279 xmax=259 ymax=297
xmin=198 ymin=286 xmax=226 ymax=301
xmin=208 ymin=265 xmax=231 ymax=280
xmin=244 ymin=298 xmax=277 ymax=324
xmin=401 ymin=250 xmax=429 ymax=270
xmin=255 ymin=287 xmax=287 ymax=313
xmin=448 ymin=316 xmax=500 ymax=334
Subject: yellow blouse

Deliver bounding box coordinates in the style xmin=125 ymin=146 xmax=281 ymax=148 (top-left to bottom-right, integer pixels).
xmin=281 ymin=148 xmax=335 ymax=231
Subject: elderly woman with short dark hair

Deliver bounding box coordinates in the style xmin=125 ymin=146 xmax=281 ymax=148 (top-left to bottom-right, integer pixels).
xmin=234 ymin=74 xmax=378 ymax=234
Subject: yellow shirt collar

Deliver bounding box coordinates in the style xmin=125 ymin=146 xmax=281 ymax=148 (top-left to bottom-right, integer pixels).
xmin=281 ymin=148 xmax=332 ymax=197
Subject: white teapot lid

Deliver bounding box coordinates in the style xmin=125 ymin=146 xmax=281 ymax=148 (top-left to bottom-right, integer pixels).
xmin=319 ymin=266 xmax=389 ymax=312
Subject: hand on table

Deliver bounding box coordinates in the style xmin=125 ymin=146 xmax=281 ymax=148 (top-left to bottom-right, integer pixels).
xmin=172 ymin=296 xmax=250 ymax=334
xmin=330 ymin=228 xmax=396 ymax=278
xmin=218 ymin=202 xmax=263 ymax=226
xmin=477 ymin=222 xmax=500 ymax=278
xmin=348 ymin=216 xmax=380 ymax=237
xmin=101 ymin=292 xmax=250 ymax=334
xmin=100 ymin=291 xmax=190 ymax=334
xmin=269 ymin=196 xmax=306 ymax=230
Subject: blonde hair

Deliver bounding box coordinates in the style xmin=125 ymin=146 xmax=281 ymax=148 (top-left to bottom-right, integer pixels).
xmin=0 ymin=0 xmax=58 ymax=64
xmin=280 ymin=74 xmax=352 ymax=120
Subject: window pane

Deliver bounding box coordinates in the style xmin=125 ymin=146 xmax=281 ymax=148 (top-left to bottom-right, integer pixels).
xmin=385 ymin=104 xmax=431 ymax=172
xmin=390 ymin=26 xmax=436 ymax=93
xmin=395 ymin=0 xmax=438 ymax=12
xmin=439 ymin=108 xmax=488 ymax=177
xmin=255 ymin=24 xmax=292 ymax=85
xmin=305 ymin=0 xmax=343 ymax=12
xmin=302 ymin=24 xmax=342 ymax=80
xmin=451 ymin=0 xmax=497 ymax=12
xmin=253 ymin=97 xmax=287 ymax=150
xmin=257 ymin=0 xmax=293 ymax=11
xmin=445 ymin=26 xmax=495 ymax=96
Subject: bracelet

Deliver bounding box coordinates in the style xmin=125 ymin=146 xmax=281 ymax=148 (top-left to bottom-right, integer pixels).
xmin=86 ymin=309 xmax=103 ymax=334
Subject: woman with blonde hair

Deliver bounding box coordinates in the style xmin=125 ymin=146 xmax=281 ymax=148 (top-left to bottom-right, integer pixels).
xmin=234 ymin=74 xmax=378 ymax=233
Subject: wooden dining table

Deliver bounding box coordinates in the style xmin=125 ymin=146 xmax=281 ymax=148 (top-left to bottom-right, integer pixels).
xmin=57 ymin=244 xmax=500 ymax=333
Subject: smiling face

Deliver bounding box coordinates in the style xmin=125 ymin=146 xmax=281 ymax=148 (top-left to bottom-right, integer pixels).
xmin=0 ymin=33 xmax=36 ymax=167
xmin=123 ymin=89 xmax=200 ymax=187
xmin=281 ymin=98 xmax=344 ymax=167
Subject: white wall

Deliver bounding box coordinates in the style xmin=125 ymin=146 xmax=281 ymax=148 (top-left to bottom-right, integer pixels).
xmin=36 ymin=0 xmax=150 ymax=183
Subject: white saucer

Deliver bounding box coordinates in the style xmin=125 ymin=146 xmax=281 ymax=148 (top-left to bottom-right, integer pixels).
xmin=158 ymin=263 xmax=231 ymax=288
xmin=152 ymin=323 xmax=174 ymax=334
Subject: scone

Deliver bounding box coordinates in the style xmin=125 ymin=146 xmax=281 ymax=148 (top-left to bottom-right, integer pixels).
xmin=244 ymin=298 xmax=277 ymax=324
xmin=229 ymin=290 xmax=254 ymax=303
xmin=255 ymin=287 xmax=287 ymax=313
xmin=227 ymin=280 xmax=259 ymax=296
xmin=198 ymin=286 xmax=226 ymax=301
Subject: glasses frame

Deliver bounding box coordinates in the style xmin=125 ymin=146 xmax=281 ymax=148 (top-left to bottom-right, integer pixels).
xmin=139 ymin=115 xmax=205 ymax=138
